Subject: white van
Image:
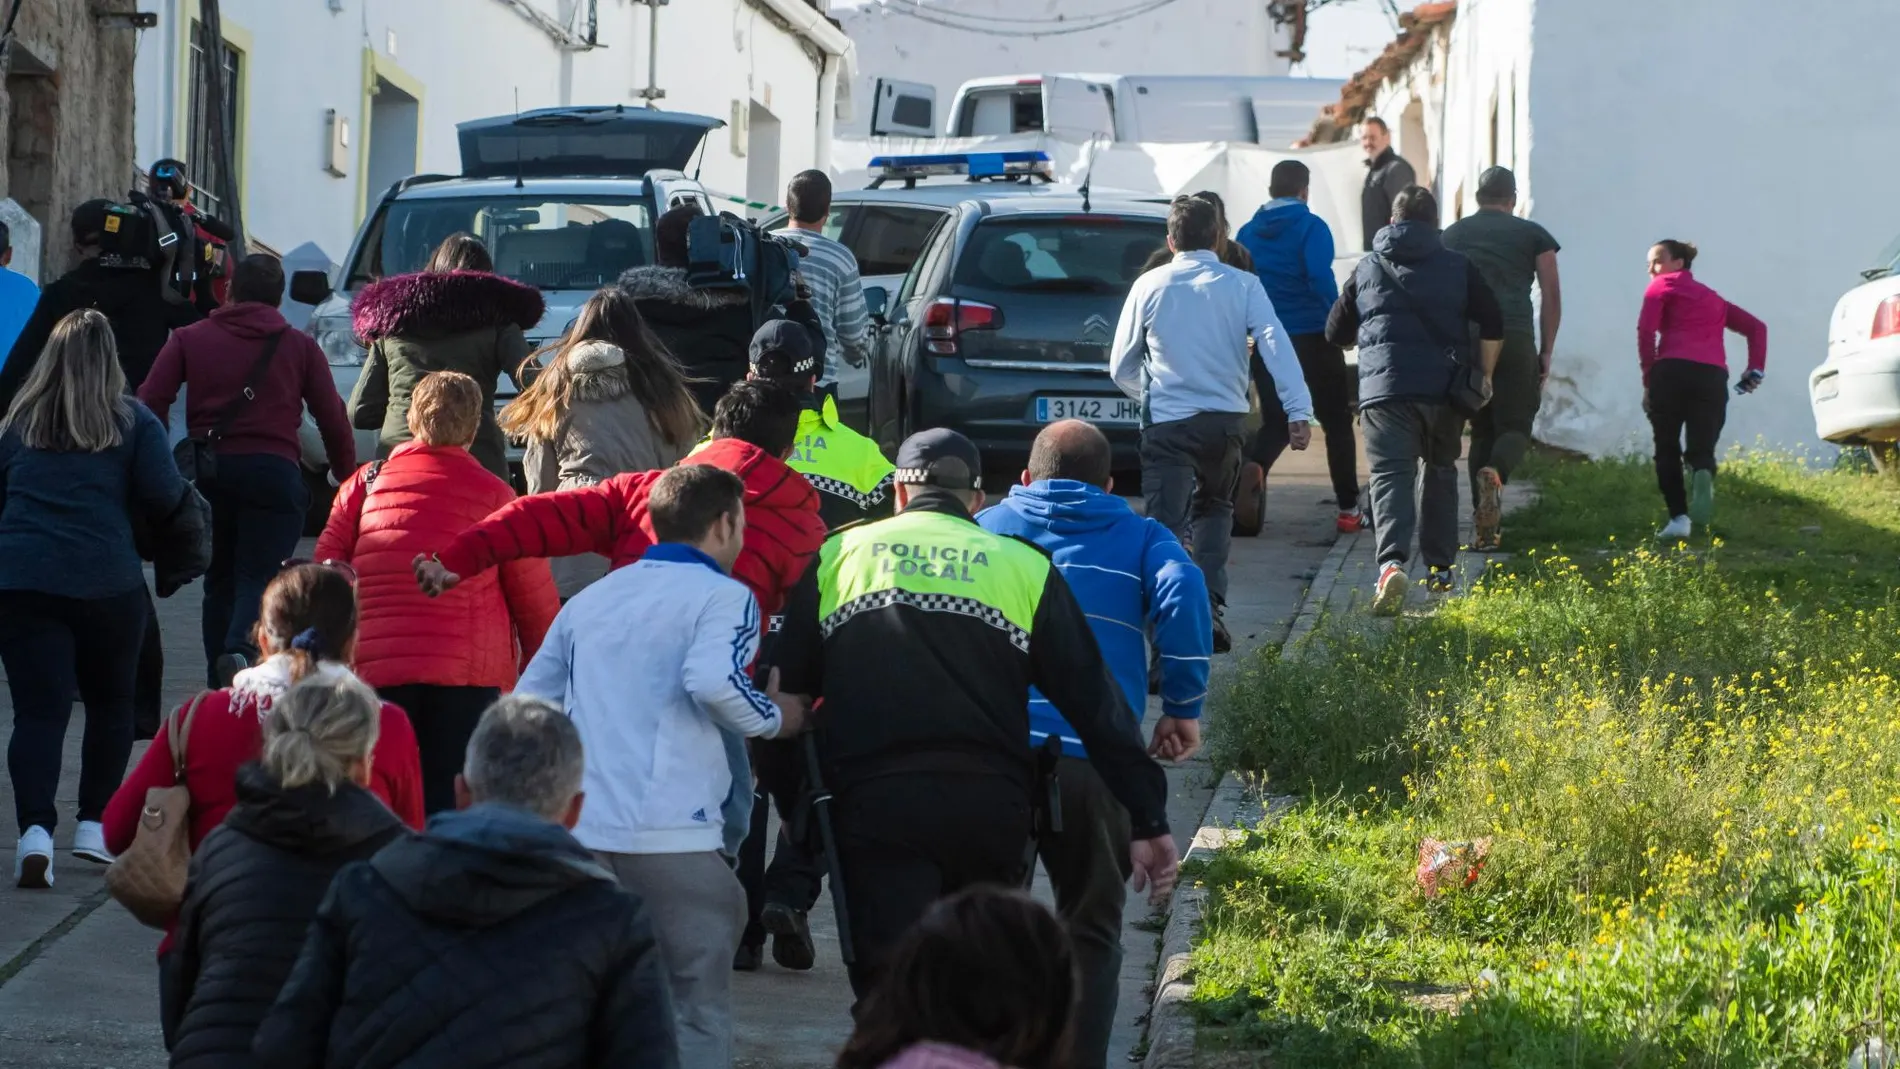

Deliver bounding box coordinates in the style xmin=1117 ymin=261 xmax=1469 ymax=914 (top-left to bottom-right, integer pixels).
xmin=868 ymin=73 xmax=1342 ymax=148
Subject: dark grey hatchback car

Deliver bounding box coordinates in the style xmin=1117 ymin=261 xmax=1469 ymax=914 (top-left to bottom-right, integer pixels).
xmin=864 ymin=196 xmax=1170 ymax=476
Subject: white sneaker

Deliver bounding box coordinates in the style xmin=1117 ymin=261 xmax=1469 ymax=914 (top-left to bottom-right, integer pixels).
xmin=72 ymin=821 xmax=113 ymax=865
xmin=15 ymin=825 xmax=53 ymax=888
xmin=1657 ymin=515 xmax=1692 ymax=541
xmin=1370 ymin=562 xmax=1409 ymax=617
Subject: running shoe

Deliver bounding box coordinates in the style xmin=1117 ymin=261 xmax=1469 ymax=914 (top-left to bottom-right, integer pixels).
xmin=1370 ymin=563 xmax=1409 ymax=617
xmin=1657 ymin=515 xmax=1692 ymax=541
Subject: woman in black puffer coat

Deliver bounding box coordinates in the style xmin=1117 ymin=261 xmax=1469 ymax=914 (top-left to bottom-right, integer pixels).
xmin=162 ymin=671 xmax=403 ymax=1067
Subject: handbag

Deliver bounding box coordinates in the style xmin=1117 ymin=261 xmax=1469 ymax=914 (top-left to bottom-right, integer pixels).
xmin=1366 ymin=253 xmax=1492 ymax=419
xmin=104 ymin=691 xmax=210 ymax=929
xmin=172 ymin=330 xmax=286 ymax=483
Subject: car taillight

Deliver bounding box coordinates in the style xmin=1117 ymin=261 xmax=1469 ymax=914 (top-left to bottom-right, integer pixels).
xmin=922 ymin=297 xmax=1003 ymax=355
xmin=1874 ymin=296 xmax=1900 ymax=340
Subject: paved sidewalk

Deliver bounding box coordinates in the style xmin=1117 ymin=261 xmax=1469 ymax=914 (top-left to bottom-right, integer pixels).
xmin=0 ymin=437 xmax=1355 ymax=1068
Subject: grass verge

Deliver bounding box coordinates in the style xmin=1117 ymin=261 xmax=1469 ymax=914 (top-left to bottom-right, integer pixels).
xmin=1194 ymin=451 xmax=1900 ymax=1067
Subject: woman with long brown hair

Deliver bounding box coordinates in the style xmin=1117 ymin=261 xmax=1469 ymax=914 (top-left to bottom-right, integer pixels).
xmin=350 ymin=231 xmax=544 ymax=479
xmin=1 ymin=309 xmax=187 ymax=888
xmin=500 ymin=287 xmax=704 ymax=596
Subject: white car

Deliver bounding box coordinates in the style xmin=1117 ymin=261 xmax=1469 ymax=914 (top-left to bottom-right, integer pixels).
xmin=1811 ymin=234 xmax=1900 ymax=466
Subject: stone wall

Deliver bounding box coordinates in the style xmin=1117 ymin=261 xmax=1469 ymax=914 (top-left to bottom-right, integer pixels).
xmin=0 ymin=0 xmax=138 ymax=280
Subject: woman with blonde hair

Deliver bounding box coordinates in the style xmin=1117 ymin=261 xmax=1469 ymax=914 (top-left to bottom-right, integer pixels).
xmin=501 ymin=287 xmax=703 ymax=596
xmin=162 ymin=673 xmax=407 ymax=1062
xmin=350 ymin=231 xmax=544 ymax=479
xmin=1 ymin=309 xmax=187 ymax=888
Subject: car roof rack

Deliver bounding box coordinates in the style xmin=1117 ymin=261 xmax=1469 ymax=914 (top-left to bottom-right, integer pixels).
xmin=866 ymin=151 xmax=1055 ymax=190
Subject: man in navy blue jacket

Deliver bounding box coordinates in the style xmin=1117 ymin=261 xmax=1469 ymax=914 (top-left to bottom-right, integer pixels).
xmin=1236 ymin=160 xmax=1364 ymax=533
xmin=977 ymin=419 xmax=1210 ymax=1069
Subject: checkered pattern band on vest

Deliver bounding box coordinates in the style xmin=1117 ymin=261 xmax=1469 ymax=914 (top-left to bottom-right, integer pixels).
xmin=820 ymin=589 xmax=1030 ymax=653
xmin=894 ymin=468 xmax=980 ymax=491
xmin=805 ymin=472 xmax=892 ymax=510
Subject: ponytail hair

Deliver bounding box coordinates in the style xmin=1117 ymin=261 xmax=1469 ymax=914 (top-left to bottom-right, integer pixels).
xmin=261 ymin=674 xmax=381 ymax=792
xmin=1654 ymin=239 xmax=1698 ymax=270
xmin=253 ymin=564 xmax=358 ymax=683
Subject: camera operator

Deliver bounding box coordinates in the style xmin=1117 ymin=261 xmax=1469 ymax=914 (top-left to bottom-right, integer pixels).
xmin=0 ymin=199 xmax=202 ymax=410
xmin=145 ymin=158 xmax=234 ymax=315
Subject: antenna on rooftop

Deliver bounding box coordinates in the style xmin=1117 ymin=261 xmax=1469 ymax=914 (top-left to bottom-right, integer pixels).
xmin=1078 ymin=132 xmax=1106 ymax=214
xmin=513 ymin=88 xmax=525 ymax=189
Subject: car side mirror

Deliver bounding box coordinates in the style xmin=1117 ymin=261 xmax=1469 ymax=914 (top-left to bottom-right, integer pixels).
xmin=289 ymin=270 xmax=334 ymax=306
xmin=863 ymin=285 xmax=889 ymax=324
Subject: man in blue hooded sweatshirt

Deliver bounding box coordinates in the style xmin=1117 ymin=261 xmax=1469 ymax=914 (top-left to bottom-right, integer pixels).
xmin=977 ymin=418 xmax=1210 ymax=1069
xmin=1236 ymin=159 xmax=1364 ymax=534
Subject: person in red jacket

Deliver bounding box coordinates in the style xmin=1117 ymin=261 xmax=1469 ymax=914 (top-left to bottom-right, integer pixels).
xmin=317 ymin=370 xmax=558 ymax=813
xmin=138 ymin=253 xmax=358 ymax=687
xmin=414 ymin=380 xmax=824 ymax=624
xmin=101 ymin=563 xmax=424 ymax=962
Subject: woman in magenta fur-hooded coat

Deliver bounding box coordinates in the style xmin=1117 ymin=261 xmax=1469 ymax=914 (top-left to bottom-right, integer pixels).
xmin=348 ymin=234 xmax=544 ymax=479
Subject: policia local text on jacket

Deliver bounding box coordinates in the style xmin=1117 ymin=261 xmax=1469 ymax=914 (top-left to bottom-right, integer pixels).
xmin=772 ymin=440 xmax=1172 ymax=995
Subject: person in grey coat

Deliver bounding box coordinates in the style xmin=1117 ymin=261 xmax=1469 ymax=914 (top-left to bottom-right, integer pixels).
xmin=500 ymin=288 xmax=705 ymax=598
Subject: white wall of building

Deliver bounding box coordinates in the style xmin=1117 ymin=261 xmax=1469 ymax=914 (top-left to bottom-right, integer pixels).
xmin=1527 ymin=0 xmax=1900 ymax=456
xmin=133 ymin=0 xmax=836 ymax=270
xmin=1352 ymin=0 xmax=1898 ymax=456
xmin=834 ymin=0 xmax=1291 ymax=136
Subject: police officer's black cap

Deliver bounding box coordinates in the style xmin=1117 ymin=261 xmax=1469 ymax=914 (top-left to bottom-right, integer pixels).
xmin=748 ymin=319 xmax=818 ymax=380
xmin=895 ymin=428 xmax=982 ymax=491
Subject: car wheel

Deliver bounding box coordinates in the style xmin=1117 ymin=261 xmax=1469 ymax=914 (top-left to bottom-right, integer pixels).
xmin=1231 ymin=461 xmax=1267 ymax=537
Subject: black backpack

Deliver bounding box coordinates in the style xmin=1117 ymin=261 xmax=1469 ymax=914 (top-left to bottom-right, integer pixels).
xmin=684 ymin=212 xmax=802 ymax=329
xmin=97 ymin=193 xmax=197 ymax=305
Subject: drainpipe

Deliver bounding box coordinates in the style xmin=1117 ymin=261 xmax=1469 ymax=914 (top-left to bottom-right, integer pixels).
xmin=815 ymin=52 xmax=840 ymax=170
xmin=637 ymin=0 xmax=665 ymax=107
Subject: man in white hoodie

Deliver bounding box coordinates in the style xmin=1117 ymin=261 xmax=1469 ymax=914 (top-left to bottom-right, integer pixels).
xmin=516 ymin=463 xmax=807 ymax=1069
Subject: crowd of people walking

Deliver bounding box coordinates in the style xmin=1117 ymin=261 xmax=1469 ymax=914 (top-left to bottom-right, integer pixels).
xmin=0 ymin=136 xmax=1772 ymax=1069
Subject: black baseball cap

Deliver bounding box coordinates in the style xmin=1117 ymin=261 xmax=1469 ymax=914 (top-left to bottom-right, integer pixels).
xmin=71 ymin=199 xmax=114 ymax=244
xmin=1477 ymin=166 xmax=1516 ymax=202
xmin=748 ymin=320 xmax=818 ymax=380
xmin=895 ymin=428 xmax=982 ymax=491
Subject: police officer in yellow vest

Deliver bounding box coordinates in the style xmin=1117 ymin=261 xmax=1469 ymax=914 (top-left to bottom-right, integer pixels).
xmin=774 ymin=427 xmax=1180 ymax=997
xmin=729 ymin=319 xmax=898 ymax=972
xmin=745 ymin=319 xmax=894 ymax=529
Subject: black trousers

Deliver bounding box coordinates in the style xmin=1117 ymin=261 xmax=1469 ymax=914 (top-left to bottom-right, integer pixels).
xmin=377 ymin=684 xmax=500 ymax=815
xmin=833 ymin=774 xmax=1033 ymax=999
xmin=737 ymin=736 xmax=825 ymax=948
xmin=135 ymin=586 xmax=165 ymax=740
xmin=1251 ymin=332 xmax=1361 ymax=511
xmin=0 ymin=587 xmax=148 ymax=834
xmin=200 ymin=453 xmax=308 ymax=680
xmin=1647 ymin=359 xmax=1729 ymax=517
xmin=1467 ymin=330 xmax=1541 ymax=497
xmin=1037 ymin=758 xmax=1133 ymax=1069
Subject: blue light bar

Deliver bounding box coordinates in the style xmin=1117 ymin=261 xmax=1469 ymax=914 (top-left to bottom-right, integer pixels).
xmin=867 ymin=150 xmax=1054 ymax=185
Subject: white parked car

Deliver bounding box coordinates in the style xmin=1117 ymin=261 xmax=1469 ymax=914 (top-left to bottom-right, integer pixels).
xmin=1812 ymin=234 xmax=1900 ymax=466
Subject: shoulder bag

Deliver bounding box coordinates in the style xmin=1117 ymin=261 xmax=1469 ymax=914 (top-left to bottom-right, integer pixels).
xmin=104 ymin=691 xmax=211 ymax=929
xmin=172 ymin=330 xmax=286 ymax=484
xmin=1366 ymin=254 xmax=1492 ymax=419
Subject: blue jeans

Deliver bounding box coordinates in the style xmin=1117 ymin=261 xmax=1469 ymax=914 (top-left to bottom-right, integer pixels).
xmin=200 ymin=453 xmax=308 ymax=681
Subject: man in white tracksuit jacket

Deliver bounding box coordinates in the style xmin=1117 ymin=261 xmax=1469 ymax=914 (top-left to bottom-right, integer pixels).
xmin=517 ymin=464 xmax=807 ymax=1069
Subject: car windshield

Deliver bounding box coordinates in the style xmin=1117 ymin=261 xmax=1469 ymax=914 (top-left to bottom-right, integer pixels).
xmin=345 ymin=194 xmax=654 ymax=290
xmin=954 ymin=216 xmax=1166 ymax=293
xmin=1869 ymin=232 xmax=1900 ymax=280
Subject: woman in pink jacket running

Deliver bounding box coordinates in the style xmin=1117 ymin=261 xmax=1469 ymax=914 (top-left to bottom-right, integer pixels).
xmin=1637 ymin=239 xmax=1766 ymax=540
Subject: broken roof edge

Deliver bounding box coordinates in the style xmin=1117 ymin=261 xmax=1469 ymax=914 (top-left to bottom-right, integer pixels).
xmin=1302 ymin=0 xmax=1457 ymax=146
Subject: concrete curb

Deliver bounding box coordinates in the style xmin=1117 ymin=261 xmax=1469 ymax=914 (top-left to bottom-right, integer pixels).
xmin=1140 ymin=532 xmax=1359 ymax=1069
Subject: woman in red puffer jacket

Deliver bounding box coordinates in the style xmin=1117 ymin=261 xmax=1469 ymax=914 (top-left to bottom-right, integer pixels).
xmin=316 ymin=370 xmax=558 ymax=813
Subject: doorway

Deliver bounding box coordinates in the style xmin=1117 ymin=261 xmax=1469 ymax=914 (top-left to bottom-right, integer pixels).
xmin=365 ymin=74 xmax=420 ymax=205
xmin=744 ymin=100 xmax=781 ymax=221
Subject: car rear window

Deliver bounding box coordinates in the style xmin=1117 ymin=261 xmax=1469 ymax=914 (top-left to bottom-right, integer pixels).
xmin=954 ymin=216 xmax=1166 ymax=293
xmin=845 ymin=205 xmax=945 ymax=277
